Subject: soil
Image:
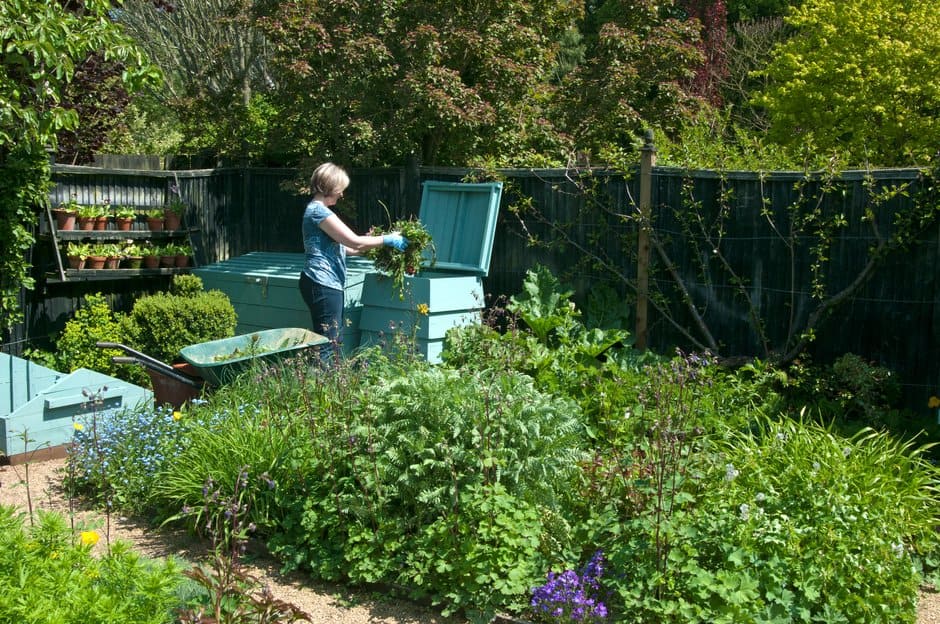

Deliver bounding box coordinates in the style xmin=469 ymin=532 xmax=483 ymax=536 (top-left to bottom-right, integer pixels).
xmin=1 ymin=457 xmax=938 ymax=624
xmin=0 ymin=457 xmax=464 ymax=624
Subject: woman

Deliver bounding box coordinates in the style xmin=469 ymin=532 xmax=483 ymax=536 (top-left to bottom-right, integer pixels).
xmin=299 ymin=162 xmax=407 ymax=364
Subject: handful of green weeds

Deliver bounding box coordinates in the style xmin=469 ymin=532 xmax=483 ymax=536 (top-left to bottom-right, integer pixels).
xmin=367 ymin=218 xmax=435 ymax=298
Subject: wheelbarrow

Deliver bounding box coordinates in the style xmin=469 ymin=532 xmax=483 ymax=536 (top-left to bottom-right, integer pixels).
xmin=97 ymin=328 xmax=328 ymax=407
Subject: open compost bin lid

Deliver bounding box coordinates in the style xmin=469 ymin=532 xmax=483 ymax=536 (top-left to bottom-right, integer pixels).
xmin=418 ymin=181 xmax=502 ymax=277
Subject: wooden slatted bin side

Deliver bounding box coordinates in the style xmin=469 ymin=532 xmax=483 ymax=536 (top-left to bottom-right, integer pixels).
xmin=1 ymin=354 xmax=152 ymax=462
xmin=358 ymin=272 xmax=484 ymax=363
xmin=193 ymin=252 xmax=373 ymax=356
xmin=358 ymin=181 xmax=502 ymax=364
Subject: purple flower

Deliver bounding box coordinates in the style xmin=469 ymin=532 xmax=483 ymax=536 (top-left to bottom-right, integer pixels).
xmin=530 ymin=550 xmax=608 ymax=622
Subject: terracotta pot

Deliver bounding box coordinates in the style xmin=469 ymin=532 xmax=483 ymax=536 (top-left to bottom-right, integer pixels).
xmin=143 ymin=255 xmax=161 ymax=269
xmin=93 ymin=216 xmax=109 ymax=230
xmin=164 ymin=210 xmax=182 ymax=231
xmin=159 ymin=255 xmax=176 ymax=267
xmin=67 ymin=255 xmax=85 ymax=270
xmin=123 ymin=256 xmax=143 ymax=269
xmin=54 ymin=210 xmax=76 ymax=231
xmin=104 ymin=256 xmax=121 ymax=269
xmin=115 ymin=217 xmax=134 ymax=231
xmin=174 ymin=254 xmax=191 ymax=268
xmin=78 ymin=216 xmax=95 ymax=231
xmin=147 ymin=217 xmax=165 ymax=231
xmin=86 ymin=255 xmax=107 ymax=270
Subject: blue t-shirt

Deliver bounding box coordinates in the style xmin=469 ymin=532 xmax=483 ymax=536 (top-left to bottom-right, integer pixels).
xmin=302 ymin=199 xmax=346 ymax=290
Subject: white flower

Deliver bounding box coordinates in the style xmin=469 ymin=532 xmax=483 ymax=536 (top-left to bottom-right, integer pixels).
xmin=725 ymin=464 xmax=739 ymax=481
xmin=739 ymin=503 xmax=750 ymax=520
xmin=755 ymin=492 xmax=766 ymax=503
xmin=891 ymin=542 xmax=905 ymax=559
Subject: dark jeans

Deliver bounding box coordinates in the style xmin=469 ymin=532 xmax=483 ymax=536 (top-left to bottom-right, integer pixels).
xmin=299 ymin=272 xmax=344 ymax=365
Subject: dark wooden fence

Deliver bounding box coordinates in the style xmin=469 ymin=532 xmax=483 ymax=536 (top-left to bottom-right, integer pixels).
xmin=6 ymin=162 xmax=938 ymax=410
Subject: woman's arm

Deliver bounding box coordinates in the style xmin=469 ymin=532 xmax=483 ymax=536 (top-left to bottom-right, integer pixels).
xmin=319 ymin=214 xmax=387 ymax=254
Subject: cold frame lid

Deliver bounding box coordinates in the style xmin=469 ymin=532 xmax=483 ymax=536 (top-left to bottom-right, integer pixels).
xmin=417 ymin=181 xmax=503 ymax=276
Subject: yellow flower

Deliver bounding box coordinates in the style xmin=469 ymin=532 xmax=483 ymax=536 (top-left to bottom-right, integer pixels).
xmin=80 ymin=531 xmax=99 ymax=546
xmin=416 ymin=303 xmax=429 ymax=316
xmin=173 ymin=411 xmax=182 ymax=421
xmin=73 ymin=422 xmax=84 ymax=432
xmin=929 ymin=396 xmax=940 ymax=409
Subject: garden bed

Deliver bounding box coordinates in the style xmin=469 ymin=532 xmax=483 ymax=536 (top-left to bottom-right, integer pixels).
xmin=0 ymin=457 xmax=464 ymax=624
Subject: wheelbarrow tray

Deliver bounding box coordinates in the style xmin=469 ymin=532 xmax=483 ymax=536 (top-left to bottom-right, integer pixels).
xmin=180 ymin=328 xmax=328 ymax=386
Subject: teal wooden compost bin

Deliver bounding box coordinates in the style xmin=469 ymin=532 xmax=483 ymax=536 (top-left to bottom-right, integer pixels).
xmin=1 ymin=353 xmax=152 ymax=459
xmin=359 ymin=181 xmax=503 ymax=363
xmin=193 ymin=253 xmax=373 ymax=355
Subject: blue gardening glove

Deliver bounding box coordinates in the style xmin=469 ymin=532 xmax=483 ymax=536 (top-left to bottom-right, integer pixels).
xmin=383 ymin=233 xmax=408 ymax=251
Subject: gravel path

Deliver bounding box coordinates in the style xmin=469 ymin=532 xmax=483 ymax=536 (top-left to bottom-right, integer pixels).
xmin=0 ymin=458 xmax=464 ymax=624
xmin=2 ymin=457 xmax=938 ymax=623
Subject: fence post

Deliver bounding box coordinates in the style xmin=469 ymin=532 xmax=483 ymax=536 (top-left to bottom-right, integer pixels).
xmin=635 ymin=129 xmax=656 ymax=351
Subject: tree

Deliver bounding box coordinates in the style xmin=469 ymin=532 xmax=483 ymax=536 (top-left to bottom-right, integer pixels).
xmin=717 ymin=16 xmax=791 ymax=131
xmin=56 ymin=53 xmax=131 ymax=165
xmin=252 ymin=0 xmax=582 ymax=167
xmin=725 ymin=0 xmax=800 ymax=23
xmin=0 ymin=0 xmax=157 ymax=335
xmin=553 ymin=0 xmax=704 ymax=160
xmin=679 ymin=0 xmax=729 ymax=106
xmin=114 ymin=0 xmax=277 ymax=161
xmin=754 ymin=0 xmax=940 ymax=166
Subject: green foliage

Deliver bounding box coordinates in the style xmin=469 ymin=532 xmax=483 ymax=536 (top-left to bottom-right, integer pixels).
xmin=0 ymin=0 xmax=159 ymax=331
xmin=152 ymin=400 xmax=303 ymax=534
xmin=404 ymin=482 xmax=545 ymax=618
xmin=56 ymin=263 xmax=940 ymax=621
xmin=127 ymin=279 xmax=236 ymax=364
xmin=726 ymin=0 xmax=801 ymax=23
xmin=654 ymin=106 xmax=814 ymax=170
xmin=68 ymin=404 xmax=193 ymax=514
xmin=365 ymin=218 xmax=436 ymax=299
xmin=554 ymin=0 xmax=705 ymax=155
xmin=598 ymin=415 xmax=937 ymax=622
xmin=755 ymin=0 xmax=940 ymax=166
xmin=176 ymin=467 xmax=311 ymax=624
xmin=0 ymin=506 xmax=183 ymax=623
xmin=254 ymin=0 xmax=582 ymax=166
xmin=53 ymin=293 xmax=135 ymax=379
xmin=509 ymin=264 xmax=581 ymax=345
xmin=169 ymin=273 xmax=208 ymax=298
xmin=0 ymin=148 xmax=47 ymax=332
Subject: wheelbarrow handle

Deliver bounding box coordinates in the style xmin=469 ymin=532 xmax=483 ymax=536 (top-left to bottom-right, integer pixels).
xmin=111 ymin=356 xmax=204 ymax=389
xmin=96 ymin=341 xmax=179 ymax=377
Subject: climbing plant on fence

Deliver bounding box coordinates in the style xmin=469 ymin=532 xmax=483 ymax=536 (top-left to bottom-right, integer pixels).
xmin=507 ymin=161 xmax=940 ymax=364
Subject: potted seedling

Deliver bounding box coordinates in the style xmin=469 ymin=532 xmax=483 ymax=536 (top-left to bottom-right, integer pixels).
xmin=76 ymin=204 xmax=100 ymax=231
xmin=173 ymin=242 xmax=193 ymax=267
xmin=165 ymin=184 xmax=186 ymax=230
xmin=141 ymin=244 xmax=161 ymax=269
xmin=114 ymin=205 xmax=137 ymax=231
xmin=159 ymin=244 xmax=177 ymax=268
xmin=145 ymin=209 xmax=165 ymax=231
xmin=53 ymin=195 xmax=80 ymax=230
xmin=121 ymin=242 xmax=144 ymax=269
xmin=94 ymin=199 xmax=112 ymax=230
xmin=86 ymin=243 xmax=111 ymax=269
xmin=65 ymin=242 xmax=90 ymax=270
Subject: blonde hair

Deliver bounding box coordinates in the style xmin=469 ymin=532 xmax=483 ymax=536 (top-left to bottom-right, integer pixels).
xmin=310 ymin=162 xmax=350 ymax=196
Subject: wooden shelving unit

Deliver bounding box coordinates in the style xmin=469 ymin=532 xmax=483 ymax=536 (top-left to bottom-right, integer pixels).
xmin=40 ymin=205 xmax=196 ymax=284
